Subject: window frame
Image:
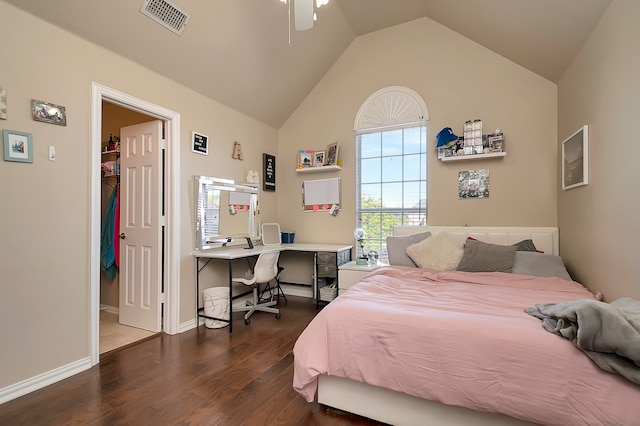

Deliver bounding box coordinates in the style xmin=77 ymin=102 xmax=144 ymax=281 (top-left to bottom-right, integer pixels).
xmin=355 ymin=123 xmax=427 ymax=259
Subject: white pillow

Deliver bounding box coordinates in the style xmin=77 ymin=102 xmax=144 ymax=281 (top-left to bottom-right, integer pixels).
xmin=405 ymin=231 xmax=464 ymax=270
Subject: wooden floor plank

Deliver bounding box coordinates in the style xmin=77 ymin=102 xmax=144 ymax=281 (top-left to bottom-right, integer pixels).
xmin=0 ymin=296 xmax=383 ymax=425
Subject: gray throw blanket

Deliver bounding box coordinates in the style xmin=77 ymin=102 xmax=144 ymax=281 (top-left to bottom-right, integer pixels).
xmin=525 ymin=297 xmax=640 ymax=386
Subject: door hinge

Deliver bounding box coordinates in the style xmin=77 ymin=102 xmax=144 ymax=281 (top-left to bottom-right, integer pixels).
xmin=160 ymin=138 xmax=167 ymax=150
xmin=160 ymin=292 xmax=166 ymax=303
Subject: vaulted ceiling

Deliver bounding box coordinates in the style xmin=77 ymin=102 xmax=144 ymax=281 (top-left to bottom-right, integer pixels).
xmin=3 ymin=0 xmax=612 ymax=128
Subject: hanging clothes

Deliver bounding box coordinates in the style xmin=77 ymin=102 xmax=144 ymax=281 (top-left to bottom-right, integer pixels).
xmin=113 ymin=185 xmax=121 ymax=267
xmin=101 ymin=185 xmax=118 ymax=280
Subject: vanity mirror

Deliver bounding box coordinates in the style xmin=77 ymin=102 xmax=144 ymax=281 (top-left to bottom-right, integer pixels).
xmin=194 ymin=176 xmax=259 ymax=250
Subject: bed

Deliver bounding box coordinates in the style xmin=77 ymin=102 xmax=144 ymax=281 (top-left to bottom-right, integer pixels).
xmin=292 ymin=226 xmax=640 ymax=425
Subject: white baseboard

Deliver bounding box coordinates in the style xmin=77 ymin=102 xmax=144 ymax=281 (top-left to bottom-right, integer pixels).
xmin=280 ymin=283 xmax=313 ymax=298
xmin=179 ymin=318 xmax=199 ymax=333
xmin=0 ymin=357 xmax=92 ymax=404
xmin=100 ymin=304 xmax=119 ymax=314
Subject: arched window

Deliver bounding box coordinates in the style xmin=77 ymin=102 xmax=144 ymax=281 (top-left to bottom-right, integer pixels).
xmin=354 ymin=86 xmax=429 ymax=259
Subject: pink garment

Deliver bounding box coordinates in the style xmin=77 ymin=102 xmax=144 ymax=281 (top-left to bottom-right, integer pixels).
xmin=293 ymin=266 xmax=640 ymax=425
xmin=113 ymin=185 xmax=120 ymax=266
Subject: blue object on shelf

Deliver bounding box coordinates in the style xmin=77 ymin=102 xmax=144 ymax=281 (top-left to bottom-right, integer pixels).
xmin=281 ymin=232 xmax=295 ymax=244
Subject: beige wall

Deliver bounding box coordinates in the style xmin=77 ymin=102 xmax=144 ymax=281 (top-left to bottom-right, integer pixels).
xmin=557 ymin=0 xmax=639 ymax=301
xmin=277 ymin=18 xmax=558 ymax=252
xmin=0 ymin=2 xmax=277 ymax=389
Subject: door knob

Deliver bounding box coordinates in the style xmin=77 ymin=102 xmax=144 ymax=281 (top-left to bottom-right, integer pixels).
xmin=119 ymin=233 xmax=126 ymax=240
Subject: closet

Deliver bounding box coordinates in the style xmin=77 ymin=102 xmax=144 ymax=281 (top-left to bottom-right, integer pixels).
xmin=99 ymin=101 xmax=157 ymax=354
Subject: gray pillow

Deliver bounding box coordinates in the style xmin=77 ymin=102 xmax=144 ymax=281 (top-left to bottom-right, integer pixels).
xmin=456 ymin=238 xmax=517 ymax=273
xmin=512 ymin=251 xmax=573 ymax=281
xmin=513 ymin=239 xmax=538 ymax=252
xmin=386 ymin=231 xmax=431 ymax=267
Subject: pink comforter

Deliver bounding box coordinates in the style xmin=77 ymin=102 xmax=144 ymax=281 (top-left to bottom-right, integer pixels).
xmin=293 ymin=266 xmax=640 ymax=425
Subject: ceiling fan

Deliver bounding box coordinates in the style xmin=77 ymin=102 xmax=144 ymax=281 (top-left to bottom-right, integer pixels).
xmin=280 ymin=0 xmax=330 ymax=31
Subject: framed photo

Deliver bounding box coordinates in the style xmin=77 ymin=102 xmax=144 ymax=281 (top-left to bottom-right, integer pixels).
xmin=0 ymin=84 xmax=6 ymax=120
xmin=314 ymin=150 xmax=325 ymax=167
xmin=562 ymin=125 xmax=588 ymax=190
xmin=326 ymin=142 xmax=339 ymax=166
xmin=297 ymin=149 xmax=313 ymax=168
xmin=3 ymin=129 xmax=33 ymax=163
xmin=458 ymin=169 xmax=489 ymax=199
xmin=31 ymin=99 xmax=66 ymax=126
xmin=191 ymin=131 xmax=209 ymax=155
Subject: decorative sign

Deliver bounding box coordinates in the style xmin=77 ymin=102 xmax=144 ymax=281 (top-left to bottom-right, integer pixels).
xmin=191 ymin=131 xmax=208 ymax=155
xmin=263 ymin=153 xmax=276 ymax=192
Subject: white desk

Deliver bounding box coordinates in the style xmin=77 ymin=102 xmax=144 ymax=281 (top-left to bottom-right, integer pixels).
xmin=194 ymin=243 xmax=352 ymax=332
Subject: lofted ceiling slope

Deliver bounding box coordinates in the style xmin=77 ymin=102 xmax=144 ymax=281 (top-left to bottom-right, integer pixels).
xmin=2 ymin=0 xmax=611 ymax=128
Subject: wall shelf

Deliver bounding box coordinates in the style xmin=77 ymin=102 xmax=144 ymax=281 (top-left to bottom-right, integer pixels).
xmin=296 ymin=165 xmax=342 ymax=173
xmin=440 ymin=151 xmax=506 ymax=162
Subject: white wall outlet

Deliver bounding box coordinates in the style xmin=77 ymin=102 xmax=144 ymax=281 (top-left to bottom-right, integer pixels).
xmin=49 ymin=146 xmax=56 ymax=161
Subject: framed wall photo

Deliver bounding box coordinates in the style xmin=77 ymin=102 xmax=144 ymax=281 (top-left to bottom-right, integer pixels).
xmin=0 ymin=84 xmax=6 ymax=120
xmin=326 ymin=142 xmax=339 ymax=166
xmin=192 ymin=131 xmax=209 ymax=155
xmin=562 ymin=125 xmax=588 ymax=190
xmin=3 ymin=129 xmax=33 ymax=163
xmin=31 ymin=99 xmax=66 ymax=126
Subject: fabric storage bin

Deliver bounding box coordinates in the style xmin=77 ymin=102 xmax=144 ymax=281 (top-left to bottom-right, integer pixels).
xmin=317 ymin=264 xmax=337 ymax=277
xmin=317 ymin=252 xmax=336 ymax=264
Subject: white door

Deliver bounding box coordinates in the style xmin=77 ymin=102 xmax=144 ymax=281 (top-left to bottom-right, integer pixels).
xmin=119 ymin=120 xmax=163 ymax=332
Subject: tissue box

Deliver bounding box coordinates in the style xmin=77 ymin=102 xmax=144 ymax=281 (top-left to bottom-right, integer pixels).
xmin=281 ymin=232 xmax=295 ymax=244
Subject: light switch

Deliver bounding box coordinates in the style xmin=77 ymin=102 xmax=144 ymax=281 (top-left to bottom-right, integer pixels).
xmin=49 ymin=146 xmax=56 ymax=161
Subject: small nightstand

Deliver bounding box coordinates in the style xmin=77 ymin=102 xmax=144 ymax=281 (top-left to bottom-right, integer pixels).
xmin=338 ymin=261 xmax=383 ymax=295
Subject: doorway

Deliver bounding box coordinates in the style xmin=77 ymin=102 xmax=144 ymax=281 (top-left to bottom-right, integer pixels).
xmin=90 ymin=82 xmax=181 ymax=366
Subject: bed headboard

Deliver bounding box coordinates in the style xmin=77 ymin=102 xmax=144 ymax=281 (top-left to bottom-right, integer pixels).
xmin=392 ymin=226 xmax=559 ymax=255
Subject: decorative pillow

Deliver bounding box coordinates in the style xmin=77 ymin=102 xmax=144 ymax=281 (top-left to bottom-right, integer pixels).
xmin=512 ymin=251 xmax=573 ymax=281
xmin=456 ymin=238 xmax=517 ymax=273
xmin=467 ymin=236 xmax=538 ymax=252
xmin=513 ymin=239 xmax=538 ymax=252
xmin=405 ymin=231 xmax=464 ymax=270
xmin=386 ymin=231 xmax=432 ymax=267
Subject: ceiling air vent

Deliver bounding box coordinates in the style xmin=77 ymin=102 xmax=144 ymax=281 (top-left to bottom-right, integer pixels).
xmin=140 ymin=0 xmax=191 ymax=36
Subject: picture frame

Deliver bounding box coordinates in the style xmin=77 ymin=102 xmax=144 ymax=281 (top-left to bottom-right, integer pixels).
xmin=326 ymin=142 xmax=339 ymax=166
xmin=191 ymin=131 xmax=209 ymax=155
xmin=314 ymin=150 xmax=325 ymax=167
xmin=458 ymin=169 xmax=489 ymax=199
xmin=297 ymin=149 xmax=313 ymax=168
xmin=263 ymin=153 xmax=276 ymax=192
xmin=0 ymin=84 xmax=6 ymax=120
xmin=31 ymin=99 xmax=66 ymax=126
xmin=562 ymin=125 xmax=588 ymax=190
xmin=3 ymin=129 xmax=33 ymax=163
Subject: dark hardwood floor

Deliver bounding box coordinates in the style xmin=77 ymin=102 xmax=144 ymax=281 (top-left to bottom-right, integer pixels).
xmin=0 ymin=296 xmax=383 ymax=425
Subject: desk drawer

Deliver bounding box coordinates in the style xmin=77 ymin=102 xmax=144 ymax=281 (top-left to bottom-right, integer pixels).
xmin=317 ymin=264 xmax=337 ymax=277
xmin=317 ymin=252 xmax=336 ymax=265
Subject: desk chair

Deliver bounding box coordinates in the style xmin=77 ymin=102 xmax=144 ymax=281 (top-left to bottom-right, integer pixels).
xmin=259 ymin=223 xmax=288 ymax=303
xmin=233 ymin=250 xmax=281 ymax=325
